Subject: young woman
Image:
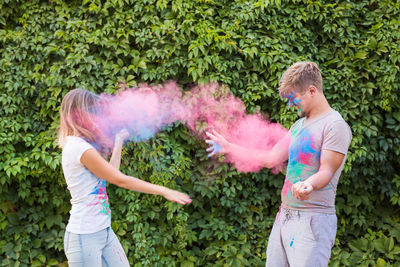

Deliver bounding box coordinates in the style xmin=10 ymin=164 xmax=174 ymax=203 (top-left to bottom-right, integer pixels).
xmin=58 ymin=89 xmax=192 ymax=266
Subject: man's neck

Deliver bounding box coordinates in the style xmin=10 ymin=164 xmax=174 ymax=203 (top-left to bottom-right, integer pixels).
xmin=306 ymin=99 xmax=331 ymax=119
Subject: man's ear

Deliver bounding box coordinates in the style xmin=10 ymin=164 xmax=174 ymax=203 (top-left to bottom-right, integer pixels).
xmin=309 ymin=85 xmax=317 ymax=96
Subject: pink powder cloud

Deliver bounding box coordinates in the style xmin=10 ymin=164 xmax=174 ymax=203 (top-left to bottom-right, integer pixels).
xmin=93 ymin=81 xmax=288 ymax=173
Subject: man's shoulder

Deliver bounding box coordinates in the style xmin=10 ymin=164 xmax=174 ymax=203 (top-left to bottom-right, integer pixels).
xmin=321 ymin=110 xmax=353 ymax=144
xmin=326 ymin=110 xmax=351 ymax=129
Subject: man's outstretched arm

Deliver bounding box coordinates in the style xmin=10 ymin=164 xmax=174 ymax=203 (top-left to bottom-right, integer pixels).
xmin=206 ymin=130 xmax=290 ymax=169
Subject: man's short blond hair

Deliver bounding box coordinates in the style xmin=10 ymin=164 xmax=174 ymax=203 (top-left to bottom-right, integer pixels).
xmin=279 ymin=61 xmax=323 ymax=97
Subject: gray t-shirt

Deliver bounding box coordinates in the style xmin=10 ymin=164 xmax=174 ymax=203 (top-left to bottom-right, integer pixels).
xmin=281 ymin=109 xmax=352 ymax=213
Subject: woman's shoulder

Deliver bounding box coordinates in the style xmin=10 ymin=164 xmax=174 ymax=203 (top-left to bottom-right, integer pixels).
xmin=62 ymin=136 xmax=96 ymax=163
xmin=63 ymin=136 xmax=94 ymax=152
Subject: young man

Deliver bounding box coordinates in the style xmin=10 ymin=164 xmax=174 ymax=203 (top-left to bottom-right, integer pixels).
xmin=206 ymin=61 xmax=352 ymax=266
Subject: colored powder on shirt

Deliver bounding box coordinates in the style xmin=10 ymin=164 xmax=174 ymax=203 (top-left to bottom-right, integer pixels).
xmin=89 ymin=179 xmax=111 ymax=216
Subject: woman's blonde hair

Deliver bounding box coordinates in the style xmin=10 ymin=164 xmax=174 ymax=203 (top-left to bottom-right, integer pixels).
xmin=279 ymin=61 xmax=323 ymax=97
xmin=57 ymin=89 xmax=100 ymax=148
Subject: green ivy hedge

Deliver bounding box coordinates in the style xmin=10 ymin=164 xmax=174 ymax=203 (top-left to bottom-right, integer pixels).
xmin=1 ymin=0 xmax=399 ymax=266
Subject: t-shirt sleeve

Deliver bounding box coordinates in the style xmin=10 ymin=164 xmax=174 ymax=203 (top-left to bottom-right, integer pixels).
xmin=72 ymin=139 xmax=94 ymax=164
xmin=322 ymin=120 xmax=352 ymax=155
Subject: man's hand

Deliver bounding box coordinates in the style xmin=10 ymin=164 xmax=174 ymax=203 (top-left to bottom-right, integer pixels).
xmin=205 ymin=130 xmax=229 ymax=157
xmin=291 ymin=180 xmax=313 ymax=200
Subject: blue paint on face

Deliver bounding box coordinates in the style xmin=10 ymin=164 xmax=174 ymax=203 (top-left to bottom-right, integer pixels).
xmin=290 ymin=237 xmax=294 ymax=247
xmin=286 ymin=92 xmax=301 ymax=108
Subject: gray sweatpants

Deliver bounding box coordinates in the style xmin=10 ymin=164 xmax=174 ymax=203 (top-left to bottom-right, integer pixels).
xmin=266 ymin=206 xmax=337 ymax=267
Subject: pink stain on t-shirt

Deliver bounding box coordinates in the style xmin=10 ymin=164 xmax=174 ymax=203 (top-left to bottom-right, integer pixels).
xmin=281 ymin=180 xmax=293 ymax=198
xmin=297 ymin=151 xmax=312 ymax=165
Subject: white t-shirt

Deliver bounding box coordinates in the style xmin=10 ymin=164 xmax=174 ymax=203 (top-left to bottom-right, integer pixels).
xmin=62 ymin=136 xmax=111 ymax=234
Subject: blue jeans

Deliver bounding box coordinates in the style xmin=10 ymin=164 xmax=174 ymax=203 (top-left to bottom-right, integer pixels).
xmin=64 ymin=227 xmax=130 ymax=267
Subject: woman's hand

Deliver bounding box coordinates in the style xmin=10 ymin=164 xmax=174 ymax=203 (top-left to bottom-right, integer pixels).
xmin=162 ymin=188 xmax=192 ymax=205
xmin=110 ymin=129 xmax=130 ymax=169
xmin=115 ymin=129 xmax=130 ymax=144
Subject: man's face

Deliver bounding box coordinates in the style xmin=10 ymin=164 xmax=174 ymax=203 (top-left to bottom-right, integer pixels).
xmin=285 ymin=91 xmax=306 ymax=117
